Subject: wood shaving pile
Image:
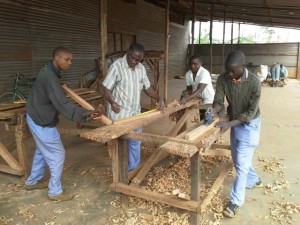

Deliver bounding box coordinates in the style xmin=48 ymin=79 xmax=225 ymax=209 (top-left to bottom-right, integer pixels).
xmin=258 ymin=156 xmax=286 ymax=177
xmin=16 ymin=204 xmax=35 ymax=221
xmin=269 ymin=201 xmax=300 ymax=224
xmin=0 ymin=216 xmax=13 ymax=225
xmin=264 ymin=179 xmax=290 ymax=195
xmin=109 ymin=155 xmax=230 ymax=224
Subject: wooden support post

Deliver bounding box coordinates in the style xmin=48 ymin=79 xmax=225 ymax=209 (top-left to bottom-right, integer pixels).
xmin=191 ymin=0 xmax=196 ymax=55
xmin=297 ymin=42 xmax=300 ymax=80
xmin=101 ymin=0 xmax=108 ymax=79
xmin=118 ymin=139 xmax=129 ymax=209
xmin=209 ymin=3 xmax=214 ymax=74
xmin=15 ymin=114 xmax=28 ymax=178
xmin=110 ymin=139 xmax=119 ymax=183
xmin=190 ymin=152 xmax=201 ymax=224
xmin=164 ymin=0 xmax=170 ymax=104
xmin=167 ymin=109 xmax=191 ymax=137
xmin=222 ymin=12 xmax=226 ymax=73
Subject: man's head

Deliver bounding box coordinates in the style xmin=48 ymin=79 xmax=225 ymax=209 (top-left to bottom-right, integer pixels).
xmin=280 ymin=64 xmax=283 ymax=68
xmin=126 ymin=43 xmax=144 ymax=68
xmin=225 ymin=50 xmax=245 ymax=81
xmin=52 ymin=47 xmax=73 ymax=71
xmin=189 ymin=55 xmax=203 ymax=73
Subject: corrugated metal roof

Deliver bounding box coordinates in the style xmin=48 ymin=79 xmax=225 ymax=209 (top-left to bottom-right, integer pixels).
xmin=145 ymin=0 xmax=300 ymax=29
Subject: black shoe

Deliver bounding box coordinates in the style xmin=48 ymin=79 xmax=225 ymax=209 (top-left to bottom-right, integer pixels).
xmin=255 ymin=179 xmax=263 ymax=188
xmin=223 ymin=201 xmax=240 ymax=218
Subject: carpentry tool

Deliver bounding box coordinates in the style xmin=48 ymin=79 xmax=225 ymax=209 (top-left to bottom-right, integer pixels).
xmin=204 ymin=107 xmax=213 ymax=125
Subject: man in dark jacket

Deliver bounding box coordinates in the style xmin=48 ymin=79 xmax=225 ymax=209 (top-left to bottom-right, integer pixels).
xmin=212 ymin=50 xmax=262 ymax=217
xmin=25 ymin=47 xmax=102 ymax=201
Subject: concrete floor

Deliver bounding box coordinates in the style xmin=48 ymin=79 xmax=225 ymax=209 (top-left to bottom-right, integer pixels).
xmin=0 ymin=78 xmax=300 ymax=225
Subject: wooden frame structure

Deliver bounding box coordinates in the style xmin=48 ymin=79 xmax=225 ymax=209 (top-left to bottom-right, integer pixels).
xmin=81 ymin=100 xmax=233 ymax=224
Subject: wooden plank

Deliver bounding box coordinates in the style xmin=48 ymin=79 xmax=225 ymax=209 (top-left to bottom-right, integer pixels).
xmin=111 ymin=183 xmax=199 ymax=212
xmin=57 ymin=127 xmax=91 ymax=136
xmin=190 ymin=149 xmax=201 ymax=225
xmin=0 ymin=102 xmax=25 ymax=111
xmin=201 ymin=149 xmax=231 ymax=157
xmin=0 ymin=164 xmax=24 ymax=176
xmin=185 ymin=118 xmax=220 ymax=141
xmin=159 ymin=141 xmax=199 ymax=158
xmin=80 ymin=100 xmax=198 ymax=143
xmin=61 ymin=84 xmax=112 ymax=125
xmin=122 ymin=132 xmax=197 ymax=148
xmin=210 ymin=143 xmax=231 ymax=150
xmin=199 ymin=162 xmax=233 ymax=213
xmin=0 ymin=108 xmax=26 ymax=120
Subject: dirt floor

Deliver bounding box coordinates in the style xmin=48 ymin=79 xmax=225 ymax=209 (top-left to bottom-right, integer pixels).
xmin=1 ymin=78 xmax=300 ymax=225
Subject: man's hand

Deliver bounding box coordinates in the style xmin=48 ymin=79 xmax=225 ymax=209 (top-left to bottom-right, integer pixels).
xmin=158 ymin=98 xmax=165 ymax=111
xmin=84 ymin=104 xmax=105 ymax=121
xmin=180 ymin=97 xmax=187 ymax=105
xmin=111 ymin=102 xmax=121 ymax=114
xmin=215 ymin=121 xmax=230 ymax=130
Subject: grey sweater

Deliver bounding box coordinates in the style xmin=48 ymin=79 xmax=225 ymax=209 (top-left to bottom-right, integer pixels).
xmin=26 ymin=62 xmax=88 ymax=127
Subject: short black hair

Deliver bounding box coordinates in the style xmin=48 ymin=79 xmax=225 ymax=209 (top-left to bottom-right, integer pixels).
xmin=225 ymin=50 xmax=245 ymax=67
xmin=189 ymin=55 xmax=203 ymax=64
xmin=53 ymin=47 xmax=71 ymax=58
xmin=128 ymin=43 xmax=145 ymax=53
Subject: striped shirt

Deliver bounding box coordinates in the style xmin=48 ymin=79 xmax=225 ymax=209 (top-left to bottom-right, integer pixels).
xmin=102 ymin=55 xmax=151 ymax=120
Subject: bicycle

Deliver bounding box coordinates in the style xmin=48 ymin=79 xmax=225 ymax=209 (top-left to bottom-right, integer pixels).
xmin=0 ymin=73 xmax=35 ymax=103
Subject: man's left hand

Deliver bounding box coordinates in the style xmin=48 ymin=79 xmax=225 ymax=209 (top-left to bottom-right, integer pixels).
xmin=215 ymin=121 xmax=230 ymax=130
xmin=84 ymin=104 xmax=105 ymax=121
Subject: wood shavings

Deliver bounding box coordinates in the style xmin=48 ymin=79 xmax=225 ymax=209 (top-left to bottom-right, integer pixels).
xmin=269 ymin=201 xmax=300 ymax=224
xmin=258 ymin=156 xmax=286 ymax=177
xmin=53 ymin=208 xmax=68 ymax=214
xmin=264 ymin=179 xmax=290 ymax=195
xmin=16 ymin=204 xmax=35 ymax=221
xmin=0 ymin=216 xmax=13 ymax=225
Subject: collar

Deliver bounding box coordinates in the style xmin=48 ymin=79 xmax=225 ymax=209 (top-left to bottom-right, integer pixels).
xmin=48 ymin=61 xmax=61 ymax=78
xmin=121 ymin=54 xmax=143 ymax=70
xmin=226 ymin=67 xmax=248 ymax=84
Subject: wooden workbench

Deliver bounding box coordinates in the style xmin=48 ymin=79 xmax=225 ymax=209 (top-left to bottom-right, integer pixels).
xmin=80 ymin=100 xmax=233 ymax=224
xmin=0 ymin=87 xmax=103 ymax=178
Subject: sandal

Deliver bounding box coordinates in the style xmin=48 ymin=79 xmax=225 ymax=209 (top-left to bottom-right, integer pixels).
xmin=223 ymin=202 xmax=240 ymax=218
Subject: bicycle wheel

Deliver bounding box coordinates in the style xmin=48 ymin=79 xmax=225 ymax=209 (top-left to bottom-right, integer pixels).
xmin=0 ymin=92 xmax=25 ymax=103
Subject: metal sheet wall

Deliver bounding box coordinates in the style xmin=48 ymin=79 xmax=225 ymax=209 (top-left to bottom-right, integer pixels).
xmin=189 ymin=43 xmax=299 ymax=78
xmin=0 ymin=0 xmax=190 ymax=95
xmin=0 ymin=0 xmax=100 ymax=93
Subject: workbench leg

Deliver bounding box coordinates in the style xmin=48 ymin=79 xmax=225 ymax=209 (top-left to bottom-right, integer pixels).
xmin=15 ymin=114 xmax=28 ymax=179
xmin=190 ymin=153 xmax=201 ymax=225
xmin=118 ymin=139 xmax=129 ymax=209
xmin=110 ymin=139 xmax=119 ymax=183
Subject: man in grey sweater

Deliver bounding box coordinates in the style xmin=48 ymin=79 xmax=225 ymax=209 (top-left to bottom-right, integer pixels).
xmin=25 ymin=47 xmax=102 ymax=201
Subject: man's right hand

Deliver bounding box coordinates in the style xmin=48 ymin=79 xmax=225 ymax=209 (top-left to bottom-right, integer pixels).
xmin=111 ymin=102 xmax=121 ymax=114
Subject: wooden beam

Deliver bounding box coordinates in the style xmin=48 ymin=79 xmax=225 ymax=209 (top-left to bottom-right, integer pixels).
xmin=167 ymin=109 xmax=192 ymax=137
xmin=111 ymin=183 xmax=199 ymax=212
xmin=159 ymin=141 xmax=199 ymax=158
xmin=185 ymin=118 xmax=220 ymax=141
xmin=297 ymin=42 xmax=300 ymax=80
xmin=0 ymin=164 xmax=24 ymax=176
xmin=61 ymin=84 xmax=112 ymax=125
xmin=118 ymin=139 xmax=129 ymax=209
xmin=164 ymin=0 xmax=170 ymax=103
xmin=0 ymin=142 xmax=23 ymax=171
xmin=191 ymin=0 xmax=196 ymax=55
xmin=80 ymin=100 xmax=198 ymax=143
xmin=200 ymin=162 xmax=233 ymax=213
xmin=100 ymin=0 xmax=108 ymax=87
xmin=201 ymin=149 xmax=231 ymax=157
xmin=210 ymin=143 xmax=231 ymax=150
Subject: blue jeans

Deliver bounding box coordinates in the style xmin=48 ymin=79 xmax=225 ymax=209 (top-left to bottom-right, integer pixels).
xmin=128 ymin=127 xmax=142 ymax=171
xmin=271 ymin=64 xmax=280 ymax=81
xmin=25 ymin=114 xmax=65 ymax=196
xmin=230 ymin=117 xmax=261 ymax=207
